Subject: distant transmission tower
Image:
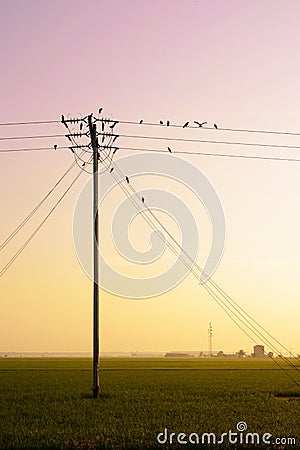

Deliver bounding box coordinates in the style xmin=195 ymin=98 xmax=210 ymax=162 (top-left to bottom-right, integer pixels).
xmin=208 ymin=323 xmax=213 ymax=357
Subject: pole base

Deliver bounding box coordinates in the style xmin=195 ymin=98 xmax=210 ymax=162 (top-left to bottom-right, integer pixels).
xmin=92 ymin=385 xmax=100 ymax=399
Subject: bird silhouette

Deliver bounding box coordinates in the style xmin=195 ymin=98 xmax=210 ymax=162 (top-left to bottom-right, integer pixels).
xmin=80 ymin=122 xmax=83 ymax=131
xmin=159 ymin=120 xmax=163 ymax=125
xmin=194 ymin=121 xmax=207 ymax=127
xmin=139 ymin=119 xmax=143 ymax=124
xmin=214 ymin=123 xmax=218 ymax=129
xmin=110 ymin=121 xmax=118 ymax=129
xmin=53 ymin=144 xmax=57 ymax=150
xmin=125 ymin=176 xmax=130 ymax=184
xmin=98 ymin=107 xmax=103 ymax=114
xmin=61 ymin=114 xmax=68 ymax=128
xmin=82 ymin=162 xmax=85 ymax=167
xmin=183 ymin=121 xmax=189 ymax=128
xmin=167 ymin=146 xmax=172 ymax=153
xmin=142 ymin=197 xmax=145 ymax=203
xmin=110 ymin=167 xmax=114 ymax=173
xmin=166 ymin=120 xmax=170 ymax=127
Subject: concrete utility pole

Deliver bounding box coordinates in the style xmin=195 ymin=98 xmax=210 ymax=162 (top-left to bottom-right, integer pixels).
xmin=88 ymin=114 xmax=100 ymax=399
xmin=62 ymin=111 xmax=117 ymax=399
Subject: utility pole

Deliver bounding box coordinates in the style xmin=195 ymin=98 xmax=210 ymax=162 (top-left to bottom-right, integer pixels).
xmin=88 ymin=114 xmax=100 ymax=399
xmin=62 ymin=111 xmax=117 ymax=399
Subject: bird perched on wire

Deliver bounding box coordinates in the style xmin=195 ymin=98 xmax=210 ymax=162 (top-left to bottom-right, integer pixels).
xmin=98 ymin=107 xmax=103 ymax=114
xmin=82 ymin=162 xmax=85 ymax=167
xmin=159 ymin=120 xmax=164 ymax=125
xmin=110 ymin=121 xmax=118 ymax=129
xmin=183 ymin=121 xmax=189 ymax=128
xmin=166 ymin=120 xmax=170 ymax=126
xmin=110 ymin=167 xmax=114 ymax=173
xmin=125 ymin=176 xmax=130 ymax=184
xmin=80 ymin=122 xmax=83 ymax=131
xmin=142 ymin=197 xmax=145 ymax=203
xmin=167 ymin=146 xmax=172 ymax=153
xmin=61 ymin=114 xmax=68 ymax=129
xmin=194 ymin=121 xmax=207 ymax=127
xmin=139 ymin=119 xmax=143 ymax=124
xmin=214 ymin=123 xmax=218 ymax=129
xmin=53 ymin=144 xmax=57 ymax=150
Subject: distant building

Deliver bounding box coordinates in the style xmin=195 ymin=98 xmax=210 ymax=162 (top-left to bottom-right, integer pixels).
xmin=253 ymin=345 xmax=265 ymax=358
xmin=164 ymin=352 xmax=194 ymax=358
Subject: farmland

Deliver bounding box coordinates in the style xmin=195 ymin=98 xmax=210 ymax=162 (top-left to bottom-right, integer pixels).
xmin=0 ymin=358 xmax=300 ymax=449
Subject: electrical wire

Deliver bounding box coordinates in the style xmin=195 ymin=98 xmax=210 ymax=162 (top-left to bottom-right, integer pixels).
xmin=98 ymin=132 xmax=300 ymax=151
xmin=3 ymin=144 xmax=300 ymax=163
xmin=0 ymin=120 xmax=61 ymax=126
xmin=0 ymin=159 xmax=79 ymax=252
xmin=0 ymin=169 xmax=83 ymax=278
xmin=104 ymin=158 xmax=300 ymax=388
xmin=0 ymin=146 xmax=71 ymax=153
xmin=102 ymin=118 xmax=300 ymax=138
xmin=124 ymin=163 xmax=300 ymax=370
xmin=109 ymin=146 xmax=300 ymax=163
xmin=0 ymin=134 xmax=67 ymax=141
xmin=2 ymin=117 xmax=300 ymax=138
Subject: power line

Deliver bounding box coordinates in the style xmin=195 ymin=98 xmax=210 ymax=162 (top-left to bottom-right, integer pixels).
xmin=115 ymin=146 xmax=300 ymax=163
xmin=0 ymin=146 xmax=71 ymax=153
xmin=102 ymin=132 xmax=300 ymax=151
xmin=105 ymin=119 xmax=300 ymax=138
xmin=0 ymin=155 xmax=86 ymax=252
xmin=2 ymin=132 xmax=300 ymax=153
xmin=2 ymin=116 xmax=300 ymax=138
xmin=0 ymin=133 xmax=66 ymax=141
xmin=106 ymin=159 xmax=300 ymax=388
xmin=203 ymin=283 xmax=300 ymax=388
xmin=109 ymin=154 xmax=300 ymax=366
xmin=3 ymin=144 xmax=300 ymax=163
xmin=0 ymin=169 xmax=83 ymax=278
xmin=0 ymin=120 xmax=61 ymax=126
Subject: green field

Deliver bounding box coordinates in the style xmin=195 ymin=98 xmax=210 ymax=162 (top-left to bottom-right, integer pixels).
xmin=0 ymin=358 xmax=300 ymax=449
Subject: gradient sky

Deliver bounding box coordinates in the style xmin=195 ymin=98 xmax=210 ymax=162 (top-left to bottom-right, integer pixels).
xmin=1 ymin=1 xmax=300 ymax=354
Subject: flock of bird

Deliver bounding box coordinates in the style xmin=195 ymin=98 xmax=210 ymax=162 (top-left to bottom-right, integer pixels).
xmin=56 ymin=112 xmax=219 ymax=205
xmin=139 ymin=119 xmax=218 ymax=129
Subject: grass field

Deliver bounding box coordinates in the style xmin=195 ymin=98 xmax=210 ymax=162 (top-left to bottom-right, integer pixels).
xmin=0 ymin=358 xmax=300 ymax=449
